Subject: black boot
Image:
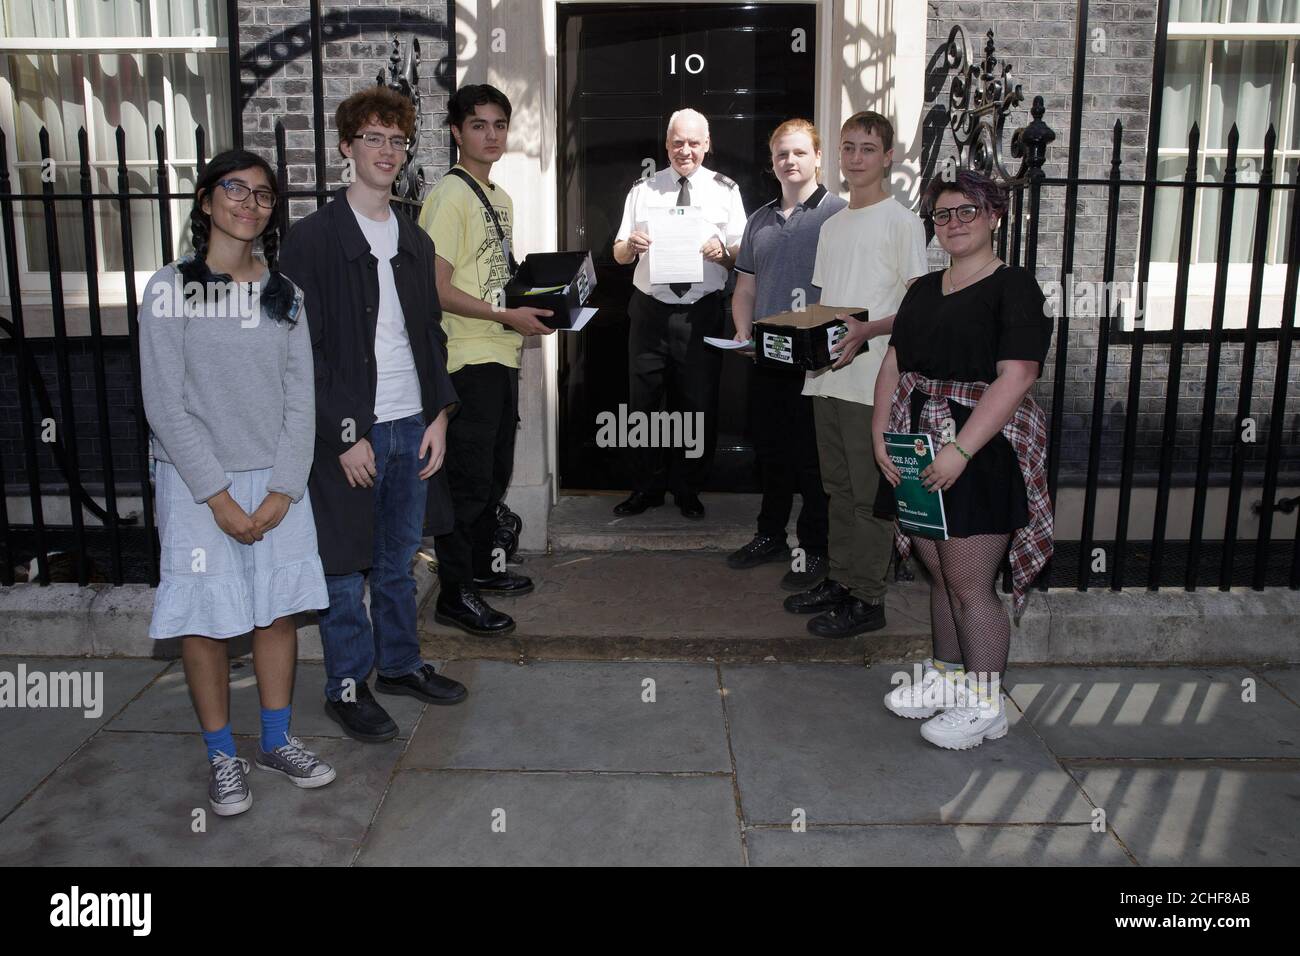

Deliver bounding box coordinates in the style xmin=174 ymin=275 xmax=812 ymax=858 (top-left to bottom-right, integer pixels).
xmin=434 ymin=585 xmax=516 ymax=636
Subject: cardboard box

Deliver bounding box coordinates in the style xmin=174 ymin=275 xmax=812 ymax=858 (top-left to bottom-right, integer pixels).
xmin=503 ymin=251 xmax=597 ymax=330
xmin=753 ymin=304 xmax=867 ymax=371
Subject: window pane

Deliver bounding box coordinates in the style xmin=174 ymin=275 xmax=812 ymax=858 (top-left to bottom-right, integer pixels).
xmin=1198 ymin=156 xmax=1264 ymax=263
xmin=90 ymin=53 xmax=166 ymax=163
xmin=95 ymin=166 xmax=163 ymax=273
xmin=1292 ymin=51 xmax=1299 ymax=152
xmin=1228 ymin=0 xmax=1300 ymax=22
xmin=1207 ymin=41 xmax=1286 ymax=149
xmin=169 ymin=52 xmax=231 ymax=160
xmin=73 ymin=0 xmax=148 ymax=36
xmin=1151 ymin=157 xmax=1191 ymax=262
xmin=0 ymin=0 xmax=69 ymax=36
xmin=1160 ymin=42 xmax=1205 ymax=149
xmin=1276 ymin=159 xmax=1298 ymax=266
xmin=4 ymin=54 xmax=86 ymax=163
xmin=18 ymin=166 xmax=89 ymax=273
xmin=155 ymin=0 xmax=225 ymax=37
xmin=1169 ymin=0 xmax=1224 ymax=20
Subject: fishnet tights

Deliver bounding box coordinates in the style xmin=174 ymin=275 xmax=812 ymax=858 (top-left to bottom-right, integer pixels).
xmin=910 ymin=534 xmax=1012 ymax=676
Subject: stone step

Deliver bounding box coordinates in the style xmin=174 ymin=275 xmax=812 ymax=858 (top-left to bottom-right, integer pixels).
xmin=547 ymin=492 xmax=765 ymax=552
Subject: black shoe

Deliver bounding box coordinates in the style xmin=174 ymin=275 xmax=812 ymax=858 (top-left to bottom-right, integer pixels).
xmin=434 ymin=585 xmax=516 ymax=637
xmin=727 ymin=533 xmax=790 ymax=570
xmin=780 ymin=552 xmax=829 ymax=591
xmin=472 ymin=570 xmax=534 ymax=596
xmin=783 ymin=578 xmax=850 ymax=614
xmin=324 ymin=682 xmax=398 ymax=743
xmin=613 ymin=491 xmax=665 ymax=516
xmin=676 ymin=492 xmax=705 ymax=519
xmin=376 ymin=662 xmax=468 ymax=706
xmin=807 ymin=596 xmax=886 ymax=638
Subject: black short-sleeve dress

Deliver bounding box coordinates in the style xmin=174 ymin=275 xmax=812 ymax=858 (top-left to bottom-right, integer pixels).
xmin=874 ymin=264 xmax=1052 ymax=537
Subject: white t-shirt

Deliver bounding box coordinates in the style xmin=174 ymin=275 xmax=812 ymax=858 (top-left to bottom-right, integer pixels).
xmin=804 ymin=196 xmax=929 ymax=405
xmin=352 ymin=206 xmax=422 ymax=423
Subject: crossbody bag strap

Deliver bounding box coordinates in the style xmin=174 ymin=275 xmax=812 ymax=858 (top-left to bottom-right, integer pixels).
xmin=447 ymin=167 xmax=518 ymax=274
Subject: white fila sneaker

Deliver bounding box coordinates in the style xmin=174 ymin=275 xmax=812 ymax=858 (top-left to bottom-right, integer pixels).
xmin=883 ymin=660 xmax=961 ymax=719
xmin=919 ymin=693 xmax=1009 ymax=750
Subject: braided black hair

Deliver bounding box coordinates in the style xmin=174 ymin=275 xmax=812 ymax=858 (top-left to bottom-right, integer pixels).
xmin=180 ymin=148 xmax=298 ymax=325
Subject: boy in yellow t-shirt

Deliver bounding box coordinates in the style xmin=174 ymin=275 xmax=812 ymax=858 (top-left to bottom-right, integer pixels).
xmin=418 ymin=84 xmax=553 ymax=638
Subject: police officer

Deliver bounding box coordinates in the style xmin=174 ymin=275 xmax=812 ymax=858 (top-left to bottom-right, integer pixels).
xmin=611 ymin=108 xmax=747 ymax=519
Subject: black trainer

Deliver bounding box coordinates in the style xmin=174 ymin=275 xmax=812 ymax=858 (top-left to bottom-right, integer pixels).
xmin=807 ymin=596 xmax=886 ymax=638
xmin=727 ymin=533 xmax=791 ymax=570
xmin=783 ymin=578 xmax=850 ymax=614
xmin=376 ymin=662 xmax=468 ymax=706
xmin=780 ymin=552 xmax=829 ymax=591
xmin=434 ymin=585 xmax=515 ymax=637
xmin=613 ymin=491 xmax=664 ymax=516
xmin=324 ymin=682 xmax=398 ymax=743
xmin=472 ymin=570 xmax=534 ymax=596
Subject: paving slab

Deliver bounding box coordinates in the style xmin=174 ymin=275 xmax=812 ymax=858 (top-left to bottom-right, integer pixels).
xmin=1006 ymin=667 xmax=1300 ymax=758
xmin=402 ymin=661 xmax=730 ymax=772
xmin=746 ymin=824 xmax=1132 ymax=866
xmin=722 ymin=663 xmax=1096 ymax=825
xmin=0 ymin=730 xmax=403 ymax=866
xmin=420 ymin=551 xmax=931 ymax=662
xmin=1068 ymin=761 xmax=1300 ymax=866
xmin=1257 ymin=665 xmax=1300 ymax=707
xmin=109 ymin=661 xmax=427 ymax=739
xmin=0 ymin=658 xmax=169 ymax=819
xmin=356 ymin=770 xmax=743 ymax=866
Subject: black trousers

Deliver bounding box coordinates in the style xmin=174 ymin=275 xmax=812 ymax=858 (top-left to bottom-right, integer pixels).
xmin=434 ymin=362 xmax=519 ymax=587
xmin=750 ymin=362 xmax=828 ymax=555
xmin=626 ymin=288 xmax=723 ymax=495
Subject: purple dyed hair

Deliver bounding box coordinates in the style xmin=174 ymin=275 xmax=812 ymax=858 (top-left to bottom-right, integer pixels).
xmin=923 ymin=168 xmax=1009 ymax=223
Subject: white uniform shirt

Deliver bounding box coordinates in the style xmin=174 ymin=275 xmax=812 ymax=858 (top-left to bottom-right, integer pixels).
xmin=615 ymin=164 xmax=748 ymax=305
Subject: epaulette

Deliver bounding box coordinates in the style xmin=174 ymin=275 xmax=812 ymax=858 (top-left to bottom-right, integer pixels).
xmin=714 ymin=172 xmax=738 ymax=189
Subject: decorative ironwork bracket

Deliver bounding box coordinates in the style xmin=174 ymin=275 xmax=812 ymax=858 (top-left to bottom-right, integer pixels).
xmin=378 ymin=38 xmax=425 ymax=209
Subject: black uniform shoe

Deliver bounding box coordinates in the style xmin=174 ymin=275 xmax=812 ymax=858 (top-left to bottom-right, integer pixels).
xmin=472 ymin=570 xmax=535 ymax=596
xmin=676 ymin=492 xmax=705 ymax=519
xmin=376 ymin=662 xmax=468 ymax=706
xmin=613 ymin=491 xmax=665 ymax=516
xmin=780 ymin=552 xmax=829 ymax=591
xmin=783 ymin=578 xmax=850 ymax=614
xmin=727 ymin=533 xmax=791 ymax=570
xmin=807 ymin=596 xmax=886 ymax=638
xmin=434 ymin=585 xmax=516 ymax=637
xmin=324 ymin=682 xmax=398 ymax=743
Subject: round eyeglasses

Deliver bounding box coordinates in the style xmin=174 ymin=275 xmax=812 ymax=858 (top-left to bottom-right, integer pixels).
xmin=216 ymin=180 xmax=277 ymax=208
xmin=930 ymin=203 xmax=981 ymax=226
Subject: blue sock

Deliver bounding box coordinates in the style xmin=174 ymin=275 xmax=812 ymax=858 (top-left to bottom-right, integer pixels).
xmin=201 ymin=724 xmax=236 ymax=763
xmin=260 ymin=704 xmax=292 ymax=753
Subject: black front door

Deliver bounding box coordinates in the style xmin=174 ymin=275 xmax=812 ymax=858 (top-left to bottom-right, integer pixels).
xmin=557 ymin=2 xmax=817 ymax=492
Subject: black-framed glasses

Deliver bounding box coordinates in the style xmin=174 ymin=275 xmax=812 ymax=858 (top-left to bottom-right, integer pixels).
xmin=930 ymin=203 xmax=980 ymax=226
xmin=355 ymin=132 xmax=411 ymax=151
xmin=216 ymin=180 xmax=277 ymax=208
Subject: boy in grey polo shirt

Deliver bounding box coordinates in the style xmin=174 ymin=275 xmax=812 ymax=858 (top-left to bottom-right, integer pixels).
xmin=729 ymin=119 xmax=846 ymax=590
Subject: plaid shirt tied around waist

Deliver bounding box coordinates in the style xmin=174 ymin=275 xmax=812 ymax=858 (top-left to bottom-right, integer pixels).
xmin=886 ymin=372 xmax=1054 ymax=623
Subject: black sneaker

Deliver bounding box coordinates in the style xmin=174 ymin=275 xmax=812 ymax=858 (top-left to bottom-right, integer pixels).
xmin=780 ymin=552 xmax=829 ymax=591
xmin=807 ymin=596 xmax=886 ymax=638
xmin=472 ymin=570 xmax=534 ymax=596
xmin=434 ymin=585 xmax=515 ymax=637
xmin=782 ymin=578 xmax=850 ymax=614
xmin=376 ymin=662 xmax=468 ymax=706
xmin=726 ymin=533 xmax=791 ymax=570
xmin=324 ymin=682 xmax=398 ymax=743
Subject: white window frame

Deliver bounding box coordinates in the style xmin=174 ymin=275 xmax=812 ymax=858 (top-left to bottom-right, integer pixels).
xmin=1132 ymin=2 xmax=1298 ymax=332
xmin=0 ymin=0 xmax=230 ymax=310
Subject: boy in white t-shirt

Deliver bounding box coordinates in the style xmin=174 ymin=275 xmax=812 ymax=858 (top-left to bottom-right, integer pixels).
xmin=784 ymin=111 xmax=928 ymax=638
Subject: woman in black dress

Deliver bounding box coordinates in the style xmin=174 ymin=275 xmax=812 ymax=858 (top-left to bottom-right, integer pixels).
xmin=871 ymin=169 xmax=1053 ymax=751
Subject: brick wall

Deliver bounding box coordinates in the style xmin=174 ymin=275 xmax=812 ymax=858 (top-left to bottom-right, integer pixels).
xmin=924 ymin=0 xmax=1300 ymax=487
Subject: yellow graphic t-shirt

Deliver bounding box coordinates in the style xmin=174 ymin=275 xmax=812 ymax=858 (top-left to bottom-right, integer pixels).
xmin=418 ymin=165 xmax=521 ymax=374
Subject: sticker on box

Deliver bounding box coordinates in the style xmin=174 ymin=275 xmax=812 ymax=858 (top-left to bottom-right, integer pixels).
xmin=762 ymin=331 xmax=794 ymax=364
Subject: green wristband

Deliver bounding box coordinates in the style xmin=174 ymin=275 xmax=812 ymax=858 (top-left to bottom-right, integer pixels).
xmin=952 ymin=442 xmax=972 ymax=461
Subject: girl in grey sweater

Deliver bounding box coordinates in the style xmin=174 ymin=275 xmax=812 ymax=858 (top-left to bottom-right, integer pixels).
xmin=139 ymin=149 xmax=332 ymax=817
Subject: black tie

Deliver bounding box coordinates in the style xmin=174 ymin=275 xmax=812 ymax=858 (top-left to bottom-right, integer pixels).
xmin=670 ymin=175 xmax=691 ymax=298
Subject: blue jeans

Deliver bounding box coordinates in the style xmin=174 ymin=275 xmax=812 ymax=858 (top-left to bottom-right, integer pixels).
xmin=319 ymin=413 xmax=427 ymax=701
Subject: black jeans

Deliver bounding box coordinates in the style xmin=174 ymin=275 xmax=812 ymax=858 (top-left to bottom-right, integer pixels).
xmin=751 ymin=362 xmax=828 ymax=555
xmin=626 ymin=288 xmax=722 ymax=495
xmin=434 ymin=362 xmax=519 ymax=587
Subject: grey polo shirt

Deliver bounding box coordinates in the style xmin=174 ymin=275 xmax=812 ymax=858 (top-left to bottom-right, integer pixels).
xmin=734 ymin=184 xmax=848 ymax=320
